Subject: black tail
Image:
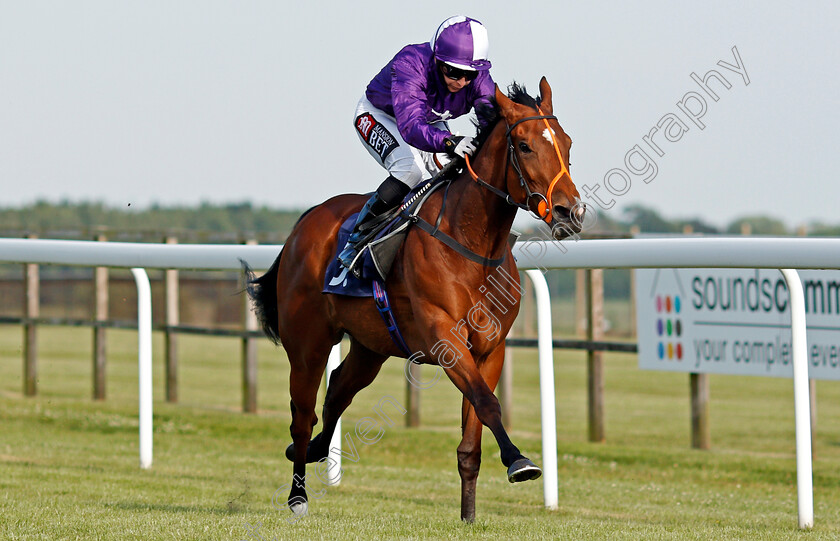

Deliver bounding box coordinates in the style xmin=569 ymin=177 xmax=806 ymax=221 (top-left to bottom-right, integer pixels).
xmin=241 ymin=251 xmax=283 ymax=345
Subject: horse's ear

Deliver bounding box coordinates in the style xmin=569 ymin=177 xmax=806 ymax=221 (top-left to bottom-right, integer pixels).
xmin=495 ymin=84 xmax=516 ymax=118
xmin=538 ymin=76 xmax=553 ymax=114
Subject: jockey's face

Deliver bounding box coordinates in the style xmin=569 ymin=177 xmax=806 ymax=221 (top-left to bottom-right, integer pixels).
xmin=444 ymin=75 xmax=470 ymax=93
xmin=439 ymin=64 xmax=473 ymax=93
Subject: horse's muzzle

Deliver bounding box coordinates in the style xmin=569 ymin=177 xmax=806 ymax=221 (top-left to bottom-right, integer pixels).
xmin=551 ymin=203 xmax=584 ymax=240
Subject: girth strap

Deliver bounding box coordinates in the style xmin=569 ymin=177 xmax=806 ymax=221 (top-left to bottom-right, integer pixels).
xmin=372 ymin=280 xmax=411 ymax=356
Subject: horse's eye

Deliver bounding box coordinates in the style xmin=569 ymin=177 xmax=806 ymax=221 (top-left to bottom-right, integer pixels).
xmin=518 ymin=142 xmax=531 ymax=153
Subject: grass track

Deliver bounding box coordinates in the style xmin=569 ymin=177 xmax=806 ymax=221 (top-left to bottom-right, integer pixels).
xmin=2 ymin=326 xmax=840 ymax=540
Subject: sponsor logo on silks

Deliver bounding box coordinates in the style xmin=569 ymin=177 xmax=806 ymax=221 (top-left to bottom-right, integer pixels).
xmin=355 ymin=113 xmax=398 ymax=161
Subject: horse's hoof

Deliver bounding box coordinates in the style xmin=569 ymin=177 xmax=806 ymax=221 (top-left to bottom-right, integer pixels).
xmin=289 ymin=500 xmax=308 ymax=517
xmin=507 ymin=458 xmax=542 ymax=483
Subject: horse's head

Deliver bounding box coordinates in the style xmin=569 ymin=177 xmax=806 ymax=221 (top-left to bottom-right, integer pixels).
xmin=495 ymin=77 xmax=583 ymax=240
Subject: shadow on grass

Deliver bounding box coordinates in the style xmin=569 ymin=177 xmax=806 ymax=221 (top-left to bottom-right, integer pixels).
xmin=105 ymin=500 xmax=247 ymax=515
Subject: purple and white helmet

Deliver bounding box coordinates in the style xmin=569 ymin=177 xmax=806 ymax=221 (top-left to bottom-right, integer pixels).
xmin=431 ymin=16 xmax=491 ymax=71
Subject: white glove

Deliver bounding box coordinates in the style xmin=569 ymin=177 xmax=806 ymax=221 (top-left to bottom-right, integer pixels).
xmin=444 ymin=136 xmax=477 ymax=158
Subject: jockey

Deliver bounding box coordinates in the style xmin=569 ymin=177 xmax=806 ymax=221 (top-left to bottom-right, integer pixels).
xmin=339 ymin=15 xmax=496 ymax=269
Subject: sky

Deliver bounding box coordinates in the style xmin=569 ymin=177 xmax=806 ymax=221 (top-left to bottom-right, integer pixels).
xmin=2 ymin=1 xmax=838 ymax=229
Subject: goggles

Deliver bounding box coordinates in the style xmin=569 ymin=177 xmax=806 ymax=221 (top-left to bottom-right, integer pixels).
xmin=440 ymin=62 xmax=478 ymax=82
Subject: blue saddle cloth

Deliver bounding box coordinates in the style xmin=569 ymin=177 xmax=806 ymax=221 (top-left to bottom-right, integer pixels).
xmin=322 ymin=212 xmax=389 ymax=297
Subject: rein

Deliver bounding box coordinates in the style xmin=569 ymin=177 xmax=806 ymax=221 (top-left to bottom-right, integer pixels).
xmin=466 ymin=108 xmax=570 ymax=224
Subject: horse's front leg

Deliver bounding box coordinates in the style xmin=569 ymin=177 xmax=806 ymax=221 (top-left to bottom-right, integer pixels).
xmin=423 ymin=320 xmax=541 ymax=481
xmin=458 ymin=346 xmax=506 ymax=522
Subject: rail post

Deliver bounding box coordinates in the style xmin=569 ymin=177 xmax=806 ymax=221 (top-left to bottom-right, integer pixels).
xmin=522 ymin=276 xmax=535 ymax=335
xmin=405 ymin=363 xmax=421 ymax=427
xmin=164 ymin=236 xmax=179 ymax=403
xmin=586 ymin=268 xmax=605 ymax=443
xmin=131 ymin=268 xmax=153 ymax=470
xmin=780 ymin=269 xmax=814 ymax=530
xmin=23 ymin=233 xmax=39 ymax=396
xmin=93 ymin=233 xmax=108 ymax=400
xmin=575 ymin=269 xmax=587 ymax=337
xmin=810 ymin=379 xmax=817 ymax=458
xmin=524 ymin=269 xmax=558 ymax=510
xmin=690 ymin=374 xmax=711 ymax=449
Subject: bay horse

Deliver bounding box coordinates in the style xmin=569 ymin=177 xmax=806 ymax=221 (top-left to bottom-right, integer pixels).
xmin=245 ymin=77 xmax=583 ymax=522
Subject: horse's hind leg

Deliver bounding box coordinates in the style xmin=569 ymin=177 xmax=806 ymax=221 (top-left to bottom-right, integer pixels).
xmin=285 ymin=342 xmax=331 ymax=517
xmin=304 ymin=337 xmax=389 ymax=462
xmin=458 ymin=346 xmax=505 ymax=523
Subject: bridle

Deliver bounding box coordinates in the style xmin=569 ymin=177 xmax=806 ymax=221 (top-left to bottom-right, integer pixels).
xmin=465 ymin=107 xmax=571 ymax=224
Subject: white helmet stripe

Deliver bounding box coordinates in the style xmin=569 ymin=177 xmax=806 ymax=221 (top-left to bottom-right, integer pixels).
xmin=468 ymin=20 xmax=489 ymax=61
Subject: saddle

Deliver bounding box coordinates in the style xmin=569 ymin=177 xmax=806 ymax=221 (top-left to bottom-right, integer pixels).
xmin=322 ymin=175 xmax=445 ymax=296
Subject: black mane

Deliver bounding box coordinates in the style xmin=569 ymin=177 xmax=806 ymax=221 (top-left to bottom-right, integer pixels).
xmin=473 ymin=82 xmax=542 ymax=148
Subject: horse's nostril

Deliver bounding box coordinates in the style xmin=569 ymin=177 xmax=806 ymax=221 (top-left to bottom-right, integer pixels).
xmin=553 ymin=205 xmax=571 ymax=221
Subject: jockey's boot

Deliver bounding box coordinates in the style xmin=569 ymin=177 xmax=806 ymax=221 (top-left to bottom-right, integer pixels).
xmin=338 ymin=176 xmax=410 ymax=270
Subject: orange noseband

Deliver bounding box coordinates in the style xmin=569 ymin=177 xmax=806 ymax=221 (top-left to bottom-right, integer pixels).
xmin=535 ymin=107 xmax=570 ymax=223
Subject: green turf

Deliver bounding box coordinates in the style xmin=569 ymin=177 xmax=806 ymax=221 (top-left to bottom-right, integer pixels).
xmin=2 ymin=326 xmax=840 ymax=540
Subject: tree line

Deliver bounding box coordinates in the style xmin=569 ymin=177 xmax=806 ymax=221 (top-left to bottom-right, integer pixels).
xmin=578 ymin=204 xmax=840 ymax=236
xmin=2 ymin=200 xmax=838 ymax=239
xmin=0 ymin=201 xmax=304 ymax=242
